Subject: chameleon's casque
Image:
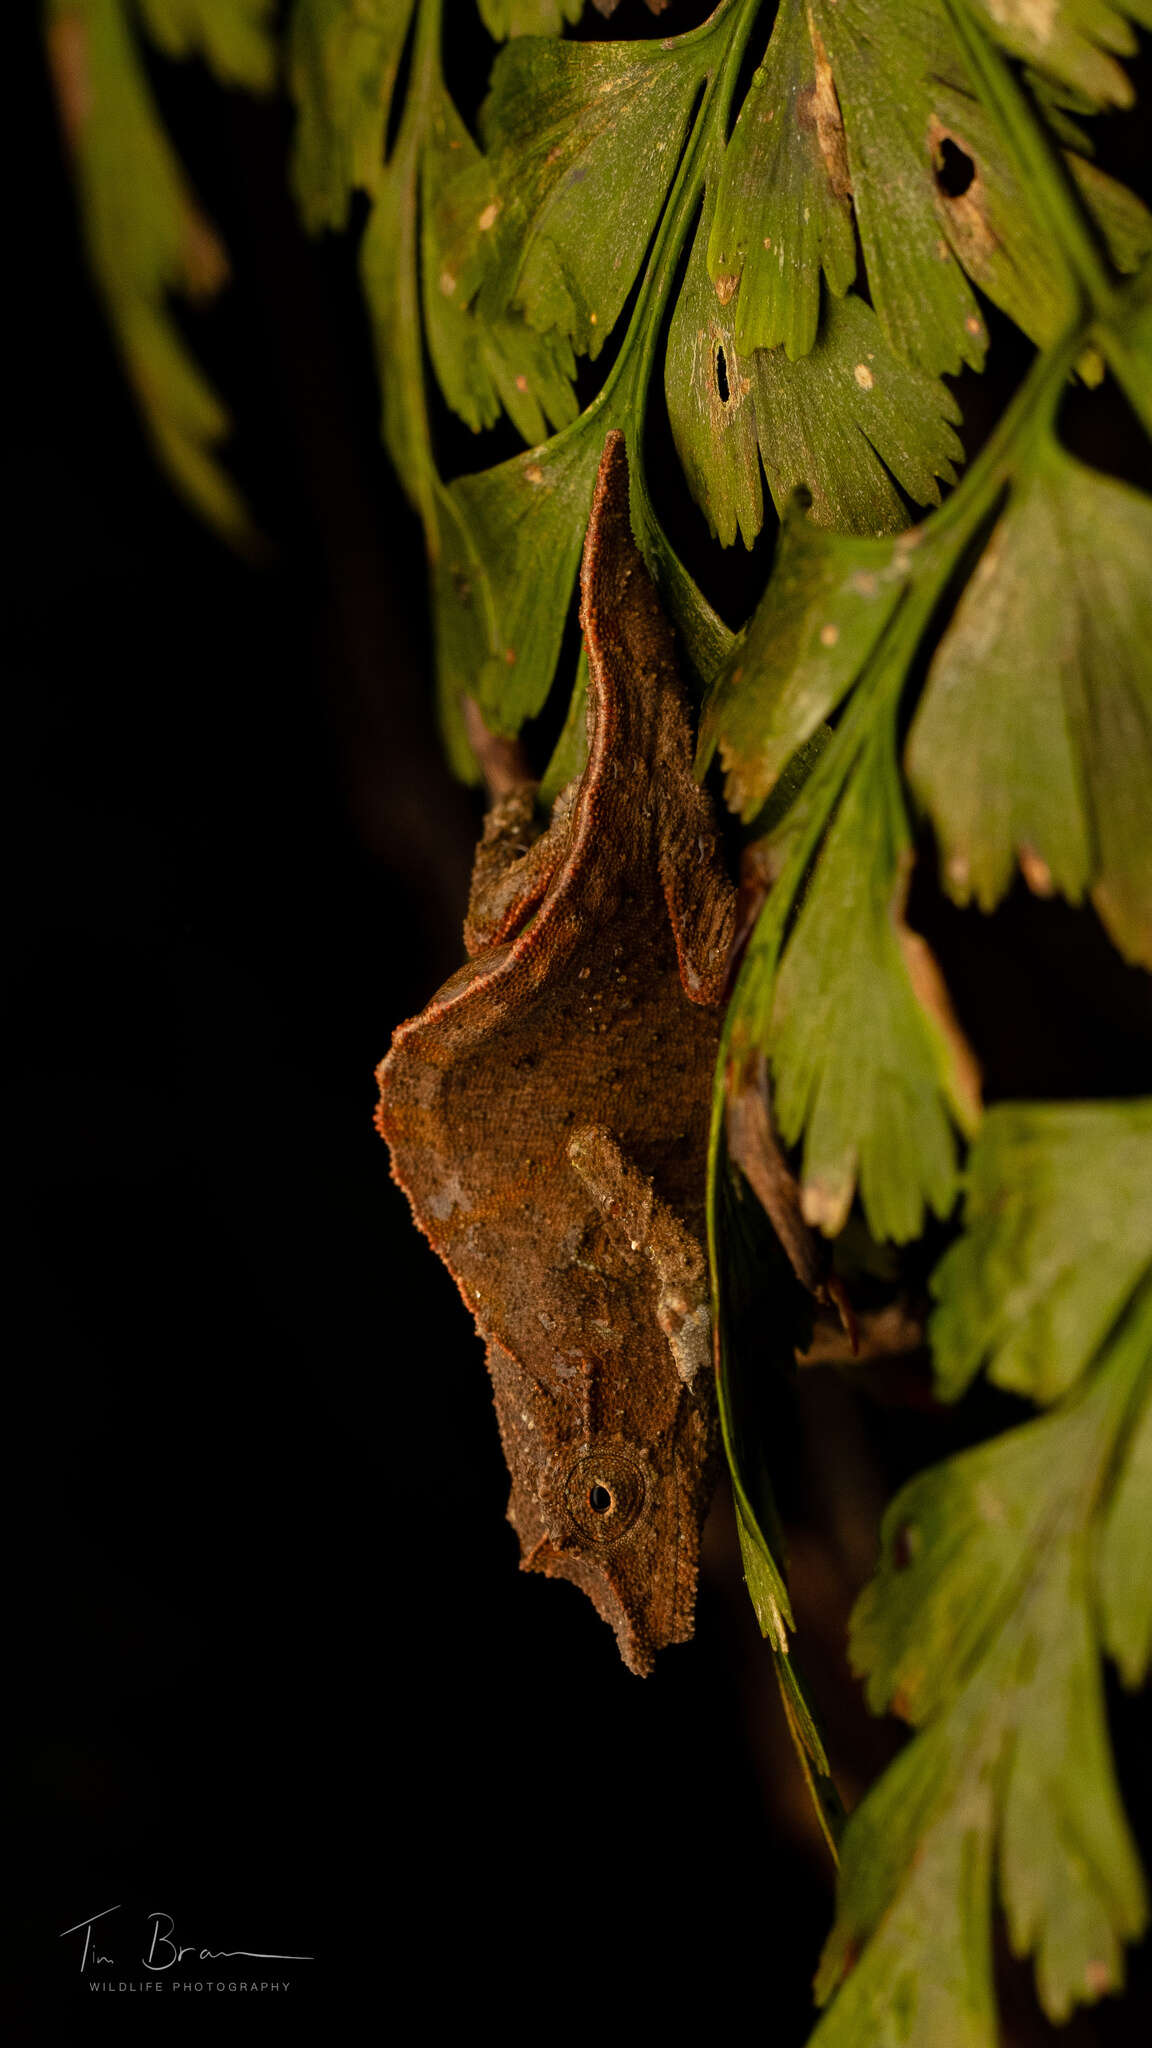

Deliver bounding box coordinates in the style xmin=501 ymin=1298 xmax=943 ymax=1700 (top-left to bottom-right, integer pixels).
xmin=376 ymin=433 xmax=736 ymax=1674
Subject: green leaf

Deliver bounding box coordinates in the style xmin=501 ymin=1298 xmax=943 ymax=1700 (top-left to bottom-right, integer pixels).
xmin=436 ymin=413 xmax=731 ymax=745
xmin=1096 ymin=237 xmax=1152 ymax=439
xmin=1068 ymin=149 xmax=1152 ymax=276
xmin=289 ymin=0 xmax=415 ymax=229
xmin=733 ymin=1486 xmax=794 ymax=1655
xmin=761 ymin=0 xmax=1150 ymax=377
xmin=853 ymin=1378 xmax=1117 ymax=1723
xmin=134 ymin=0 xmax=277 ymax=86
xmin=360 ymin=131 xmax=436 ymax=524
xmin=706 ymin=1140 xmax=844 ymax=1854
xmin=47 ymin=0 xmax=251 ymax=539
xmin=476 ymin=32 xmax=708 ymax=360
xmin=759 ymin=727 xmax=977 ymax=1241
xmin=1024 ymin=64 xmax=1100 ymax=152
xmin=427 ymin=482 xmax=489 ymax=780
xmin=477 ymin=0 xmax=582 ymax=34
xmin=420 ymin=87 xmax=579 ymax=442
xmin=628 ymin=452 xmax=736 ymax=688
xmin=437 ymin=416 xmax=605 ymax=734
xmin=965 ymin=0 xmax=1152 ymax=110
xmin=813 ymin=1713 xmax=998 ymax=2048
xmin=930 ymin=1101 xmax=1152 ymax=1403
xmin=1097 ymin=1358 xmax=1152 ymax=1686
xmin=697 ymin=510 xmax=916 ymax=817
xmin=707 ymin=0 xmax=857 ymax=360
xmin=671 ymin=187 xmax=963 ymax=549
xmin=906 ymin=446 xmax=1152 ymax=969
xmin=298 ymin=2 xmax=749 ymax=754
xmin=667 ymin=189 xmax=765 ymax=554
xmin=817 ymin=1301 xmax=1152 ymax=2036
xmin=996 ymin=1534 xmax=1145 ymax=2021
xmin=538 ymin=644 xmax=589 ymax=806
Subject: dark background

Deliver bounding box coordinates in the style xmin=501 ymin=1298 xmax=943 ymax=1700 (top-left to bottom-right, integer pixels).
xmin=10 ymin=5 xmax=1152 ymax=2041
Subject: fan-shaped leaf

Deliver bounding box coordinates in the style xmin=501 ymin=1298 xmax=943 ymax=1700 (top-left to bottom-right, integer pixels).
xmin=735 ymin=730 xmax=978 ymax=1243
xmin=439 ymin=418 xmax=605 ymax=733
xmin=478 ymin=0 xmax=582 ymax=34
xmin=698 ymin=511 xmax=916 ymax=816
xmin=47 ymin=0 xmax=251 ymax=539
xmin=289 ymin=0 xmax=415 ymax=229
xmin=817 ymin=1297 xmax=1152 ymax=2037
xmin=907 ymin=449 xmax=1152 ymax=968
xmin=1097 ymin=1362 xmax=1152 ymax=1687
xmin=476 ymin=33 xmax=708 ymax=359
xmin=670 ymin=192 xmax=963 ymax=548
xmin=707 ymin=0 xmax=856 ymax=358
xmin=744 ymin=0 xmax=1152 ymax=376
xmin=966 ymin=0 xmax=1152 ymax=110
xmin=930 ymin=1102 xmax=1152 ymax=1404
xmin=421 ymin=89 xmax=578 ymax=442
xmin=135 ymin=0 xmax=276 ymax=86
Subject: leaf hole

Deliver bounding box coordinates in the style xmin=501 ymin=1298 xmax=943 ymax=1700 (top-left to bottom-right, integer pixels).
xmin=892 ymin=1521 xmax=919 ymax=1569
xmin=715 ymin=345 xmax=730 ymax=406
xmin=935 ymin=138 xmax=975 ymax=199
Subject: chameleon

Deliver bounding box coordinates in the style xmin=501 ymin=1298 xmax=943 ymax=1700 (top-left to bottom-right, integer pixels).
xmin=376 ymin=431 xmax=737 ymax=1674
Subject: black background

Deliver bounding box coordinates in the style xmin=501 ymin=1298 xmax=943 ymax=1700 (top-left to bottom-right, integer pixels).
xmin=10 ymin=4 xmax=1152 ymax=2041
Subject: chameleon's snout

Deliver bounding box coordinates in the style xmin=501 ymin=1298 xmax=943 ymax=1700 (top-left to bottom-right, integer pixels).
xmin=514 ymin=1431 xmax=703 ymax=1676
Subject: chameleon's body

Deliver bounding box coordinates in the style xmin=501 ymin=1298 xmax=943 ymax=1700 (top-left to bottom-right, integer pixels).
xmin=376 ymin=434 xmax=736 ymax=1674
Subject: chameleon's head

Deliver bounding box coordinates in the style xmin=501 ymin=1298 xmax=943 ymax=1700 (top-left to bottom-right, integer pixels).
xmin=488 ymin=1338 xmax=717 ymax=1674
xmin=532 ymin=1425 xmax=716 ymax=1675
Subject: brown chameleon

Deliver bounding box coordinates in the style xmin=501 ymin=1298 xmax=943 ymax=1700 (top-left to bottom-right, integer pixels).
xmin=376 ymin=432 xmax=741 ymax=1674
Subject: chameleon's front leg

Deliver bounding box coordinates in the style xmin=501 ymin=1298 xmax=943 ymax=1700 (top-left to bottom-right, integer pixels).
xmin=567 ymin=1123 xmax=711 ymax=1391
xmin=461 ymin=699 xmax=577 ymax=956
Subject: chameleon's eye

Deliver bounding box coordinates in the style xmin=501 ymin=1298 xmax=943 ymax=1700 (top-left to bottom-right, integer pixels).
xmin=550 ymin=1438 xmax=651 ymax=1550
